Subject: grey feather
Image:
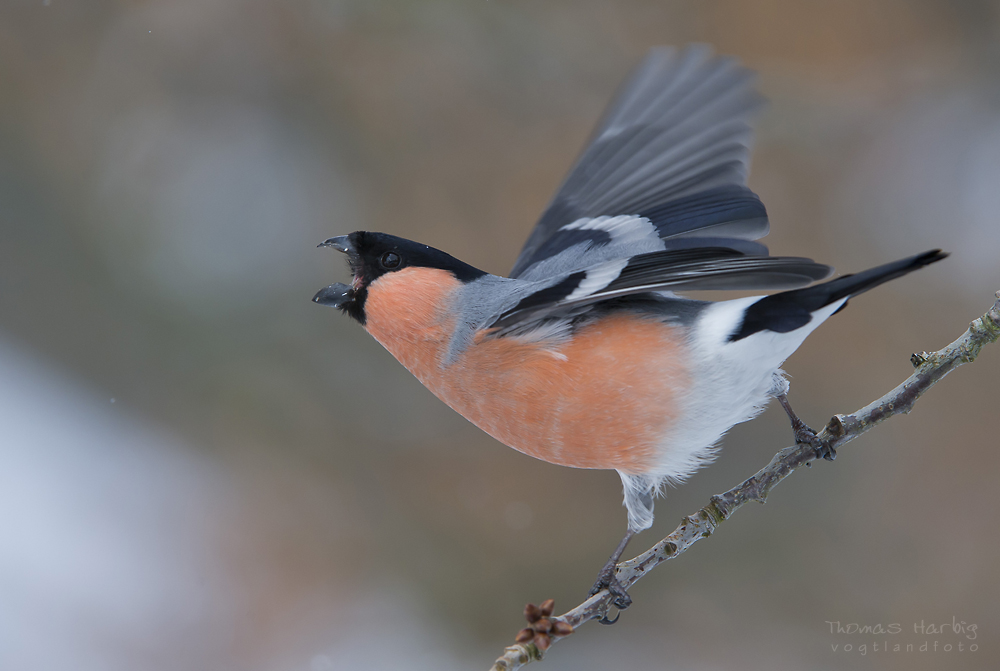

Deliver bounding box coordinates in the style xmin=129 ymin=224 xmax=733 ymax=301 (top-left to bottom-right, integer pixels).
xmin=492 ymin=251 xmax=832 ymax=331
xmin=511 ymin=46 xmax=766 ymax=278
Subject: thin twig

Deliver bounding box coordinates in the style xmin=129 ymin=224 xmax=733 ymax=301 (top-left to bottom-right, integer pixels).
xmin=491 ymin=291 xmax=1000 ymax=670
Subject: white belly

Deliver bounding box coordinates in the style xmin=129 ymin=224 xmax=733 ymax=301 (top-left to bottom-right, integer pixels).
xmin=647 ymin=296 xmax=845 ymax=481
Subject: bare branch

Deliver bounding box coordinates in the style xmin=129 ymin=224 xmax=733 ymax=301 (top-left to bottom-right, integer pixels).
xmin=491 ymin=291 xmax=1000 ymax=671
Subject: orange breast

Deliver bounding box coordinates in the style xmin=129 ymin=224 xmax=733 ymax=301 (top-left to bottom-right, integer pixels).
xmin=363 ymin=268 xmax=689 ymax=473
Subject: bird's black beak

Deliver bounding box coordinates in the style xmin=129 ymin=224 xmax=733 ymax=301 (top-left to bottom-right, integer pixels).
xmin=312 ymin=282 xmax=353 ymax=308
xmin=314 ymin=235 xmax=358 ymax=309
xmin=318 ymin=235 xmax=354 ymax=254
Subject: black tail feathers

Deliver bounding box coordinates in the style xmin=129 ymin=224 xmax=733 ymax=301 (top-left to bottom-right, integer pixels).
xmin=730 ymin=250 xmax=947 ymax=342
xmin=806 ymin=249 xmax=947 ymax=306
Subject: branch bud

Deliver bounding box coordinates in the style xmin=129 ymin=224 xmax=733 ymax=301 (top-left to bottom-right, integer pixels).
xmin=515 ymin=628 xmax=535 ymax=643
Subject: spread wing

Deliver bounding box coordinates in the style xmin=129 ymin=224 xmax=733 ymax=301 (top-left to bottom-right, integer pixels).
xmin=510 ymin=45 xmax=769 ymax=280
xmin=491 ymin=248 xmax=832 ymax=332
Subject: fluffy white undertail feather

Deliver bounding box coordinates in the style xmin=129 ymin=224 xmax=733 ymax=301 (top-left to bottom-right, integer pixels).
xmin=633 ymin=298 xmax=848 ymax=519
xmin=768 ymin=370 xmax=790 ymax=398
xmin=618 ymin=471 xmax=660 ymax=532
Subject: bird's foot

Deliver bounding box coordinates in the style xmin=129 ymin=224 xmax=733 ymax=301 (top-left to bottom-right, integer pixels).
xmin=791 ymin=417 xmax=837 ymax=461
xmin=777 ymin=393 xmax=837 ymax=461
xmin=589 ymin=560 xmax=632 ymax=624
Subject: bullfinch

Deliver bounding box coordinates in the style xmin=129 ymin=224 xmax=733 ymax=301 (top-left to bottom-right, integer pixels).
xmin=313 ymin=45 xmax=945 ymax=614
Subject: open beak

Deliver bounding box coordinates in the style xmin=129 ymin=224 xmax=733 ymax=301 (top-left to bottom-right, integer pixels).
xmin=314 ymin=235 xmax=357 ymax=308
xmin=312 ymin=282 xmax=353 ymax=308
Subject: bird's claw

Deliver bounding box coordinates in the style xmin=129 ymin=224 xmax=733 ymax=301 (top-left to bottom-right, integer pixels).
xmin=791 ymin=419 xmax=837 ymax=461
xmin=589 ymin=564 xmax=632 ymax=624
xmin=597 ymin=610 xmax=621 ymax=625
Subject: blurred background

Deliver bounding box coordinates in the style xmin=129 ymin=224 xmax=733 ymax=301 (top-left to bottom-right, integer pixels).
xmin=1 ymin=1 xmax=998 ymax=669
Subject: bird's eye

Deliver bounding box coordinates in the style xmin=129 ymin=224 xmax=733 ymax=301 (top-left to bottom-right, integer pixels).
xmin=380 ymin=251 xmax=401 ymax=269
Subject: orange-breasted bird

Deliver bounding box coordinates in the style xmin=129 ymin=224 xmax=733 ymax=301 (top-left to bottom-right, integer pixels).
xmin=313 ymin=46 xmax=945 ymax=615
